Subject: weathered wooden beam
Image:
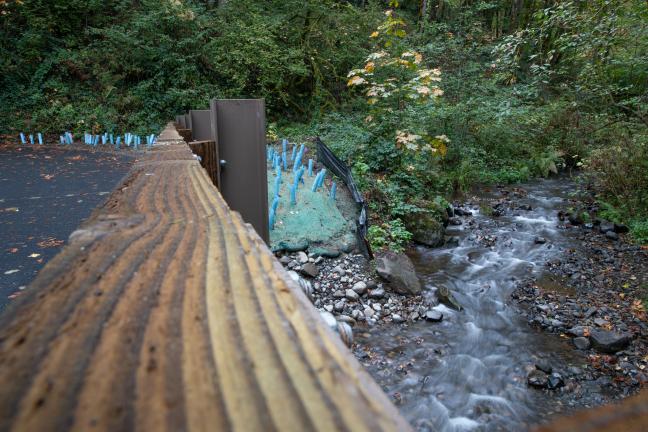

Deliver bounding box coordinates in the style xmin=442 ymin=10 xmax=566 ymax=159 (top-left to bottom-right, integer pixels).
xmin=0 ymin=123 xmax=410 ymax=432
xmin=188 ymin=140 xmax=220 ymax=189
xmin=538 ymin=390 xmax=648 ymax=432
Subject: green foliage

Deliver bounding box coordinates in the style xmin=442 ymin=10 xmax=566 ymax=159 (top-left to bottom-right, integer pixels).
xmin=630 ymin=221 xmax=648 ymax=245
xmin=0 ymin=0 xmax=382 ymax=132
xmin=367 ymin=218 xmax=412 ymax=253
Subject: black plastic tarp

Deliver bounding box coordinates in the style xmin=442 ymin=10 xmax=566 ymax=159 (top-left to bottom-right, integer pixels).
xmin=316 ymin=137 xmax=373 ymax=259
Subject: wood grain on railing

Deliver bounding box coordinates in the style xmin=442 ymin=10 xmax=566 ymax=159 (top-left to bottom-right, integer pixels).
xmin=0 ymin=124 xmax=410 ymax=432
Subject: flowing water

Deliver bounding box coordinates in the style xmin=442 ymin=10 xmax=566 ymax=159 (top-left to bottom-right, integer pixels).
xmin=357 ymin=178 xmax=603 ymax=431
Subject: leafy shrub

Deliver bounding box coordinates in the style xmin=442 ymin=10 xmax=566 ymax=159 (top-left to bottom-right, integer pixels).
xmin=367 ymin=218 xmax=412 ymax=253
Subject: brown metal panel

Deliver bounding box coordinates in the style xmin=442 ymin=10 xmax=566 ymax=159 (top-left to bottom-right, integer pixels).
xmin=190 ymin=110 xmax=212 ymax=141
xmin=211 ymin=99 xmax=269 ymax=244
xmin=184 ymin=114 xmax=192 ymax=131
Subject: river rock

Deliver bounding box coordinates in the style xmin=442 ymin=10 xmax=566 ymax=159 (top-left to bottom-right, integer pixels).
xmin=534 ymin=236 xmax=547 ymax=244
xmin=568 ymin=212 xmax=584 ymax=225
xmin=573 ymin=337 xmax=591 ymax=350
xmin=590 ymin=329 xmax=631 ymax=353
xmin=436 ymin=286 xmax=463 ymax=311
xmin=320 ymin=311 xmax=337 ymax=330
xmin=567 ymin=326 xmax=587 ymax=337
xmin=352 ymin=281 xmax=367 ymax=294
xmin=425 ymin=310 xmax=443 ymax=322
xmin=297 ymin=251 xmax=309 ymax=264
xmin=614 ymin=223 xmax=629 ymax=233
xmin=605 ymin=230 xmax=619 ymax=241
xmin=369 ymin=287 xmax=385 ymax=299
xmin=599 ymin=221 xmax=615 ymax=233
xmin=404 ymin=211 xmax=445 ymax=247
xmin=535 ymin=360 xmax=552 ymax=374
xmin=528 ymin=370 xmax=548 ymax=388
xmin=345 ymin=289 xmax=359 ymax=301
xmin=300 ymin=262 xmax=319 ymax=278
xmin=332 ymin=290 xmax=345 ymax=298
xmin=449 ymin=217 xmax=462 ymax=226
xmin=375 ymin=251 xmax=422 ymax=296
xmin=547 ymin=373 xmax=564 ymax=390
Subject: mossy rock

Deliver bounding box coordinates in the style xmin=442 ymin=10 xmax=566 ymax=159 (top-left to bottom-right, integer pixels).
xmin=404 ymin=211 xmax=445 ymax=248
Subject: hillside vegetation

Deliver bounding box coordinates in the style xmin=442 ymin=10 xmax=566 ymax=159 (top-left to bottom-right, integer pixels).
xmin=1 ymin=0 xmax=647 ymax=243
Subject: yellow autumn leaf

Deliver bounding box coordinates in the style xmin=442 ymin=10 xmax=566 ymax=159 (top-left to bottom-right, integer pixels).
xmin=367 ymin=97 xmax=378 ymax=105
xmin=347 ymin=76 xmax=366 ymax=86
xmin=370 ymin=31 xmax=379 ymax=38
xmin=364 ymin=61 xmax=375 ymax=73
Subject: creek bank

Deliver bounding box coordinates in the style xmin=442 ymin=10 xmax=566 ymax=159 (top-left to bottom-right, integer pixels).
xmin=278 ymin=251 xmax=437 ymax=327
xmin=513 ymin=212 xmax=648 ymax=394
xmin=278 ymin=178 xmax=647 ymax=430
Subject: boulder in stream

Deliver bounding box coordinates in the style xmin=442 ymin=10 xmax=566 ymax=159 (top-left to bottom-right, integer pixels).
xmin=404 ymin=211 xmax=445 ymax=247
xmin=375 ymin=251 xmax=422 ymax=295
xmin=436 ymin=286 xmax=463 ymax=311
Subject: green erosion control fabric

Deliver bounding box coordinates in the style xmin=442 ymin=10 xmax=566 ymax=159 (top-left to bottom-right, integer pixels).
xmin=267 ymin=146 xmax=355 ymax=254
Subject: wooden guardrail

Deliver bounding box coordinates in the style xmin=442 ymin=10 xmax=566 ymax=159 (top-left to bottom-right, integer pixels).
xmin=0 ymin=124 xmax=410 ymax=431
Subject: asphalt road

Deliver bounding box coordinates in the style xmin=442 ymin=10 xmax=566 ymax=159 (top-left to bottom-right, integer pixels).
xmin=0 ymin=145 xmax=133 ymax=312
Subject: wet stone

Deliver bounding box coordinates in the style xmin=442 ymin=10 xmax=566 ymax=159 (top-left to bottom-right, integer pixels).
xmin=535 ymin=360 xmax=553 ymax=374
xmin=528 ymin=370 xmax=549 ymax=388
xmin=547 ymin=373 xmax=565 ymax=390
xmin=425 ymin=310 xmax=443 ymax=322
xmin=573 ymin=337 xmax=591 ymax=350
xmin=590 ymin=329 xmax=631 ymax=354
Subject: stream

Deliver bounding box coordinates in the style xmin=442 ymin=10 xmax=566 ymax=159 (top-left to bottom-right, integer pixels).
xmin=356 ymin=177 xmax=614 ymax=431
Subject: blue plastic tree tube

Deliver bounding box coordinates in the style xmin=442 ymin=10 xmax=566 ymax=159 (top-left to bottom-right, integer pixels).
xmin=19 ymin=133 xmax=25 ymax=145
xmin=282 ymin=138 xmax=287 ymax=154
xmin=116 ymin=136 xmax=121 ymax=148
xmin=29 ymin=134 xmax=34 ymax=145
xmin=293 ymin=150 xmax=303 ymax=173
xmin=308 ymin=159 xmax=314 ymax=176
xmin=269 ymin=209 xmax=276 ymax=230
xmin=271 ymin=197 xmax=280 ymax=214
xmin=290 ymin=184 xmax=297 ymax=206
xmin=311 ymin=171 xmax=322 ymax=192
xmin=282 ymin=151 xmax=287 ymax=170
xmin=59 ymin=136 xmax=64 ymax=145
xmin=291 ymin=145 xmax=297 ymax=162
xmin=330 ymin=182 xmax=337 ymax=200
xmin=316 ymin=169 xmax=327 ymax=189
xmin=274 ymin=177 xmax=281 ymax=198
xmin=110 ymin=134 xmax=114 ymax=145
xmin=298 ymin=166 xmax=306 ymax=184
xmin=37 ymin=133 xmax=43 ymax=145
